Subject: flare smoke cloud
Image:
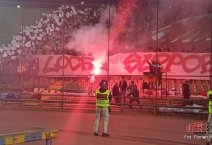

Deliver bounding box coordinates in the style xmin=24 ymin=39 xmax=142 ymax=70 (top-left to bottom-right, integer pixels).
xmin=66 ymin=6 xmax=115 ymax=64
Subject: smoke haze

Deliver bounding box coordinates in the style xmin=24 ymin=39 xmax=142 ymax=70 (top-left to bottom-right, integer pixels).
xmin=66 ymin=0 xmax=211 ymax=56
xmin=66 ymin=6 xmax=115 ymax=64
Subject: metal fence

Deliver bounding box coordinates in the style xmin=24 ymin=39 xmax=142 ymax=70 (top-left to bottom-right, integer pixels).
xmin=0 ymin=0 xmax=211 ymax=101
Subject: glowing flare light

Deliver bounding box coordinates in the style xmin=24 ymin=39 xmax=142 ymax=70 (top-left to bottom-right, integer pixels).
xmin=92 ymin=61 xmax=102 ymax=75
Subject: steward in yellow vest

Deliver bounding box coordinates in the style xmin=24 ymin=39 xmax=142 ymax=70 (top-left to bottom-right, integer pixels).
xmin=207 ymin=90 xmax=212 ymax=114
xmin=94 ymin=80 xmax=112 ymax=137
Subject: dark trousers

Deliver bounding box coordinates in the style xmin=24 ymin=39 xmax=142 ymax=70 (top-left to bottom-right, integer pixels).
xmin=120 ymin=90 xmax=126 ymax=103
xmin=113 ymin=96 xmax=119 ymax=103
xmin=157 ymin=72 xmax=162 ymax=86
xmin=129 ymin=98 xmax=142 ymax=109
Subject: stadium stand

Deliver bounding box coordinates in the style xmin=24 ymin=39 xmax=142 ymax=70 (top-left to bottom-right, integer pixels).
xmin=0 ymin=0 xmax=211 ymax=103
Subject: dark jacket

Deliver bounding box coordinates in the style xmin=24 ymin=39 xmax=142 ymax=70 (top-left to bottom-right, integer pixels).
xmin=182 ymin=83 xmax=190 ymax=99
xmin=112 ymin=85 xmax=120 ymax=96
xmin=127 ymin=88 xmax=139 ymax=98
xmin=119 ymin=81 xmax=128 ymax=91
xmin=127 ymin=84 xmax=137 ymax=92
xmin=147 ymin=60 xmax=162 ymax=75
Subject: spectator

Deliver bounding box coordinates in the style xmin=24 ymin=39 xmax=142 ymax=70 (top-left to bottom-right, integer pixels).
xmin=146 ymin=59 xmax=162 ymax=87
xmin=127 ymin=84 xmax=142 ymax=109
xmin=112 ymin=83 xmax=120 ymax=104
xmin=127 ymin=81 xmax=137 ymax=92
xmin=119 ymin=76 xmax=128 ymax=103
xmin=146 ymin=59 xmax=156 ymax=88
xmin=182 ymin=81 xmax=190 ymax=106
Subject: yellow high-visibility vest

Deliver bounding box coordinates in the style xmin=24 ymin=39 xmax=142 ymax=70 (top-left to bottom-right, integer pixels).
xmin=207 ymin=90 xmax=212 ymax=114
xmin=95 ymin=90 xmax=110 ymax=108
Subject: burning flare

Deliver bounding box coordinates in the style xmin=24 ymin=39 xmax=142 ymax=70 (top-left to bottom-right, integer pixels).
xmin=92 ymin=61 xmax=102 ymax=75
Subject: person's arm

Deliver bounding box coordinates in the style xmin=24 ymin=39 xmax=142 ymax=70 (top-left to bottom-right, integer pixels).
xmin=127 ymin=85 xmax=130 ymax=90
xmin=112 ymin=86 xmax=115 ymax=93
xmin=109 ymin=92 xmax=112 ymax=102
xmin=146 ymin=60 xmax=151 ymax=65
xmin=127 ymin=89 xmax=134 ymax=96
xmin=108 ymin=92 xmax=112 ymax=113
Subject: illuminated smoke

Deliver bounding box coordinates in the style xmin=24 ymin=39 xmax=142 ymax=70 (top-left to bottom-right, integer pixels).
xmin=92 ymin=61 xmax=102 ymax=75
xmin=66 ymin=6 xmax=115 ymax=66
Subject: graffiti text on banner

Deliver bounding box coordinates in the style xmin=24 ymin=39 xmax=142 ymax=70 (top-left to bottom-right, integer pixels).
xmin=37 ymin=52 xmax=210 ymax=76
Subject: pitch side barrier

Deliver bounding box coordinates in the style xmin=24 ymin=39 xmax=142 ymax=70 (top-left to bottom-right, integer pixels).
xmin=0 ymin=129 xmax=58 ymax=145
xmin=0 ymin=98 xmax=208 ymax=115
xmin=109 ymin=101 xmax=208 ymax=115
xmin=113 ymin=96 xmax=207 ymax=105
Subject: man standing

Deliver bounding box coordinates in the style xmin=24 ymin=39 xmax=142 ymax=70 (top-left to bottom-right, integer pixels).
xmin=155 ymin=61 xmax=162 ymax=87
xmin=146 ymin=60 xmax=156 ymax=88
xmin=207 ymin=90 xmax=212 ymax=121
xmin=119 ymin=77 xmax=128 ymax=103
xmin=112 ymin=83 xmax=120 ymax=104
xmin=182 ymin=81 xmax=190 ymax=106
xmin=94 ymin=80 xmax=112 ymax=137
xmin=206 ymin=90 xmax=212 ymax=144
xmin=146 ymin=59 xmax=162 ymax=87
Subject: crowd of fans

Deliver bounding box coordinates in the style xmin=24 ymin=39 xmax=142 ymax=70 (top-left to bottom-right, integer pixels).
xmin=0 ymin=56 xmax=39 ymax=82
xmin=0 ymin=0 xmax=210 ymax=59
xmin=0 ymin=1 xmax=210 ymax=84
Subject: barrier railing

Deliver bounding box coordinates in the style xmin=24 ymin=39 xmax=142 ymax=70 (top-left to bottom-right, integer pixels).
xmin=0 ymin=129 xmax=58 ymax=145
xmin=0 ymin=98 xmax=208 ymax=115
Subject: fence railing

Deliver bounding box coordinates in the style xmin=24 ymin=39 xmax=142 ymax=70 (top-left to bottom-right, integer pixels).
xmin=0 ymin=129 xmax=58 ymax=145
xmin=0 ymin=98 xmax=208 ymax=115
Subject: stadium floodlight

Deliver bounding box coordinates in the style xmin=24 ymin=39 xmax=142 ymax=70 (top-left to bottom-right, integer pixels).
xmin=17 ymin=5 xmax=21 ymax=9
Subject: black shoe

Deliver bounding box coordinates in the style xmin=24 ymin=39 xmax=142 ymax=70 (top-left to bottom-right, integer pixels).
xmin=94 ymin=132 xmax=98 ymax=136
xmin=102 ymin=133 xmax=110 ymax=137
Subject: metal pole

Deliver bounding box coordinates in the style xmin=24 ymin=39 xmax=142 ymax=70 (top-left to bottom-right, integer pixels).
xmin=20 ymin=4 xmax=24 ymax=90
xmin=62 ymin=1 xmax=65 ymax=105
xmin=46 ymin=139 xmax=51 ymax=145
xmin=107 ymin=0 xmax=111 ymax=86
xmin=166 ymin=72 xmax=167 ymax=98
xmin=210 ymin=11 xmax=212 ymax=90
xmin=155 ymin=0 xmax=159 ymax=104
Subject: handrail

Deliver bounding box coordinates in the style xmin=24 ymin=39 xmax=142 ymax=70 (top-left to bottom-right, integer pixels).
xmin=0 ymin=129 xmax=58 ymax=145
xmin=0 ymin=98 xmax=208 ymax=115
xmin=0 ymin=98 xmax=207 ymax=103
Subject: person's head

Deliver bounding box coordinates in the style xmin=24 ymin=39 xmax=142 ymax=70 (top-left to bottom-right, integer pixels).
xmin=131 ymin=81 xmax=134 ymax=85
xmin=100 ymin=80 xmax=107 ymax=90
xmin=115 ymin=82 xmax=118 ymax=86
xmin=121 ymin=76 xmax=125 ymax=81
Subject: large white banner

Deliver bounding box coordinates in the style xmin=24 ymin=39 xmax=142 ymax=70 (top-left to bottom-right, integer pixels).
xmin=36 ymin=52 xmax=211 ymax=76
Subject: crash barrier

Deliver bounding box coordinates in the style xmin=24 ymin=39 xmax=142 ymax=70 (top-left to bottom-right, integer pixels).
xmin=0 ymin=129 xmax=58 ymax=145
xmin=0 ymin=98 xmax=208 ymax=115
xmin=0 ymin=93 xmax=20 ymax=99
